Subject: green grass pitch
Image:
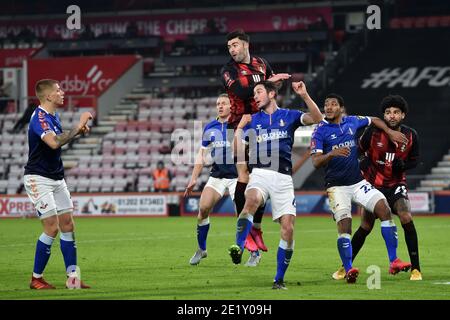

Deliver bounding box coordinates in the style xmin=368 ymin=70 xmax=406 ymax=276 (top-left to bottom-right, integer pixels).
xmin=0 ymin=215 xmax=449 ymax=300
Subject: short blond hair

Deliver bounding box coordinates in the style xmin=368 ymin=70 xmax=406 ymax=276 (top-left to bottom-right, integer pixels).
xmin=35 ymin=79 xmax=59 ymax=101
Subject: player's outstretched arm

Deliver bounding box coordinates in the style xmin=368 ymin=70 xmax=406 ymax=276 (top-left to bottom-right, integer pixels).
xmin=42 ymin=112 xmax=93 ymax=149
xmin=370 ymin=117 xmax=408 ymax=147
xmin=267 ymin=73 xmax=291 ymax=82
xmin=311 ymin=147 xmax=351 ymax=169
xmin=292 ymin=81 xmax=323 ymax=124
xmin=184 ymin=148 xmax=206 ymax=197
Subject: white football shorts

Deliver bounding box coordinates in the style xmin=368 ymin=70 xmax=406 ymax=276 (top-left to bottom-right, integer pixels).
xmin=326 ymin=179 xmax=386 ymax=223
xmin=246 ymin=168 xmax=296 ymax=221
xmin=204 ymin=176 xmax=237 ymax=201
xmin=24 ymin=174 xmax=74 ymax=220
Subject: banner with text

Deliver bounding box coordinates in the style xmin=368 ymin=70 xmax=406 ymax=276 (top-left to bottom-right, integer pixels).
xmin=27 ymin=55 xmax=140 ymax=107
xmin=0 ymin=48 xmax=41 ymax=68
xmin=0 ymin=194 xmax=168 ymax=217
xmin=181 ymin=192 xmax=431 ymax=215
xmin=0 ymin=7 xmax=331 ymax=41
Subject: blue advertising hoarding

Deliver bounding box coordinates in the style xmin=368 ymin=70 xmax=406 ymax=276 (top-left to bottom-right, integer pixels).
xmin=181 ymin=192 xmax=357 ymax=216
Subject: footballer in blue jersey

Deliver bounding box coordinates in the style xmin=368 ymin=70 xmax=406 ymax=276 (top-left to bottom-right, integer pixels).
xmin=229 ymin=80 xmax=323 ymax=289
xmin=185 ymin=94 xmax=241 ymax=265
xmin=310 ymin=93 xmax=412 ymax=283
xmin=24 ymin=79 xmax=93 ymax=290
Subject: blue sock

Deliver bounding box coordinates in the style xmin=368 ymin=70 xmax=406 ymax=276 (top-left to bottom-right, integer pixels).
xmin=337 ymin=234 xmax=352 ymax=272
xmin=381 ymin=220 xmax=398 ymax=263
xmin=33 ymin=233 xmax=54 ymax=276
xmin=60 ymin=232 xmax=77 ymax=274
xmin=197 ymin=218 xmax=210 ymax=251
xmin=236 ymin=214 xmax=253 ymax=251
xmin=275 ymin=240 xmax=294 ymax=282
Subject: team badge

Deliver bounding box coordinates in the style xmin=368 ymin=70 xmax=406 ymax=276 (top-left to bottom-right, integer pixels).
xmin=279 ymin=119 xmax=285 ymax=127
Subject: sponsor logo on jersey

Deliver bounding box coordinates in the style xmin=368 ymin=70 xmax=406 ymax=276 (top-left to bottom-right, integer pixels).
xmin=385 ymin=152 xmax=395 ymax=166
xmin=211 ymin=140 xmax=232 ymax=148
xmin=256 ymin=130 xmax=288 ymax=143
xmin=331 ymin=139 xmax=356 ymax=150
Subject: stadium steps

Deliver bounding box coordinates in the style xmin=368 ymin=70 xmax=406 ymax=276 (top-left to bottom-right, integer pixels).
xmin=437 ymin=161 xmax=450 ymax=167
xmin=97 ymin=120 xmax=118 ymax=127
xmin=103 ymin=115 xmax=129 ymax=122
xmin=109 ymin=109 xmax=136 ymax=116
xmin=90 ymin=126 xmax=115 ymax=134
xmin=62 ymin=93 xmax=141 ymax=168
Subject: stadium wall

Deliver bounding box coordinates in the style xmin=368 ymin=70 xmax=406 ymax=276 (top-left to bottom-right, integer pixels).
xmin=98 ymin=57 xmax=143 ymax=119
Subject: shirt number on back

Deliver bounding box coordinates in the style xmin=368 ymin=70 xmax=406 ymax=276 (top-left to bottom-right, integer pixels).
xmin=360 ymin=183 xmax=374 ymax=194
xmin=394 ymin=186 xmax=407 ymax=197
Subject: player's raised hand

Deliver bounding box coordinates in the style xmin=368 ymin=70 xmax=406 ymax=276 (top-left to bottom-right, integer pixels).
xmin=80 ymin=125 xmax=90 ymax=135
xmin=79 ymin=112 xmax=93 ymax=126
xmin=184 ymin=179 xmax=197 ymax=197
xmin=268 ymin=73 xmax=291 ymax=82
xmin=78 ymin=112 xmax=93 ymax=134
xmin=330 ymin=146 xmax=351 ymax=158
xmin=292 ymin=81 xmax=308 ymax=99
xmin=388 ymin=130 xmax=408 ymax=148
xmin=237 ymin=114 xmax=252 ymax=129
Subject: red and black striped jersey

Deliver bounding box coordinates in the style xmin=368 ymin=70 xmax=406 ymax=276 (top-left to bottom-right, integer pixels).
xmin=359 ymin=124 xmax=419 ymax=188
xmin=220 ymin=56 xmax=274 ymax=127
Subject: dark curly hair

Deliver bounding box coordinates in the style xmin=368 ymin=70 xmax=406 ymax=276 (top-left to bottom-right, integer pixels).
xmin=255 ymin=80 xmax=278 ymax=96
xmin=226 ymin=29 xmax=250 ymax=43
xmin=325 ymin=93 xmax=344 ymax=107
xmin=380 ymin=95 xmax=408 ymax=115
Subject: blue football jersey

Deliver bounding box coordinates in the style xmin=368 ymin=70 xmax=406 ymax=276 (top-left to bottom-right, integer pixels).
xmin=24 ymin=107 xmax=64 ymax=180
xmin=310 ymin=115 xmax=371 ymax=187
xmin=243 ymin=108 xmax=305 ymax=175
xmin=201 ymin=119 xmax=238 ymax=179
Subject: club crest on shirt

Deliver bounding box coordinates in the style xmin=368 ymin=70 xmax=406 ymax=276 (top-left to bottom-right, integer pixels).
xmin=279 ymin=119 xmax=285 ymax=127
xmin=400 ymin=143 xmax=406 ymax=152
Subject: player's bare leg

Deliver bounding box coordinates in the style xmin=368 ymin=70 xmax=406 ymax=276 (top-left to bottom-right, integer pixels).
xmin=394 ymin=199 xmax=421 ymax=280
xmin=30 ymin=215 xmax=58 ymax=290
xmin=373 ymin=199 xmax=411 ymax=274
xmin=190 ymin=187 xmax=221 ymax=265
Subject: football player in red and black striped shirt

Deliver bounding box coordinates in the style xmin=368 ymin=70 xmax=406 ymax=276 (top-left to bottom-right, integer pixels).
xmin=351 ymin=95 xmax=422 ymax=280
xmin=220 ymin=29 xmax=291 ymax=256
